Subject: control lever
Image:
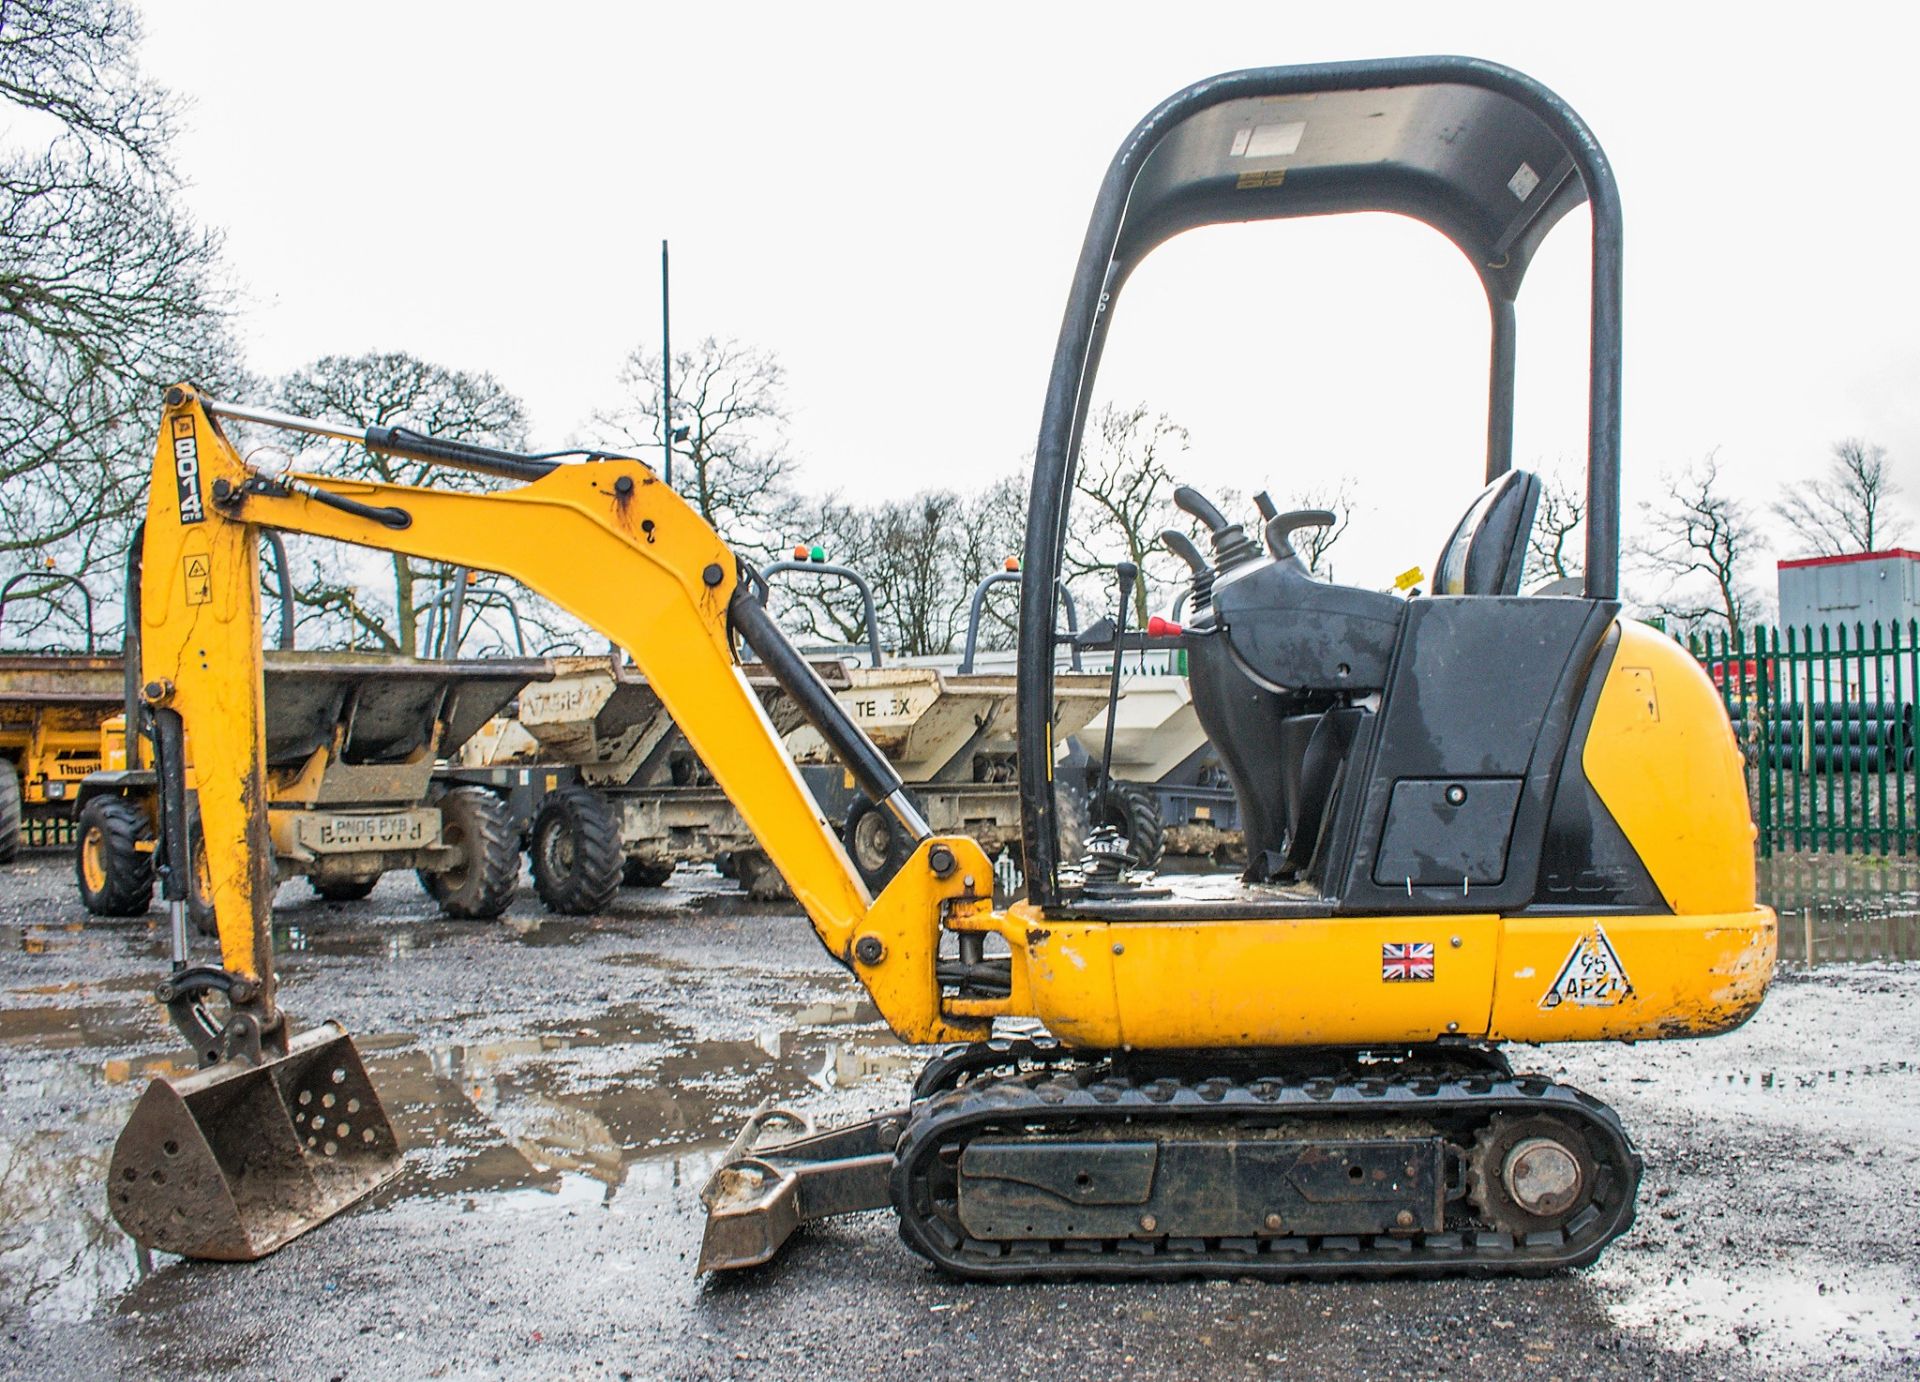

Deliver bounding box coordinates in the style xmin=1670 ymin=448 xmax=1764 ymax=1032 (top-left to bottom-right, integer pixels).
xmin=1173 ymin=486 xmax=1260 ymax=571
xmin=1253 ymin=490 xmax=1278 ymax=521
xmin=1160 ymin=528 xmax=1214 ymax=616
xmin=1264 ymin=509 xmax=1337 ymax=566
xmin=1091 ymin=562 xmax=1137 ymax=838
xmin=1160 ymin=529 xmax=1207 ymax=573
xmin=1173 ymin=486 xmax=1230 ymax=532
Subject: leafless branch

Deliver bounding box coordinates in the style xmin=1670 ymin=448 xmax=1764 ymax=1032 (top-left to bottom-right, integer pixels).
xmin=1771 ymin=437 xmax=1905 ymax=557
xmin=269 ymin=353 xmax=529 ymax=653
xmin=1633 ymin=451 xmax=1762 ymax=633
xmin=590 ymin=336 xmax=794 ymax=560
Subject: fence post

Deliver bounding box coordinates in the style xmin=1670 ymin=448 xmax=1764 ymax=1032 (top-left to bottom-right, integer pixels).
xmin=1820 ymin=623 xmax=1835 ymax=853
xmin=1787 ymin=625 xmax=1803 ymax=852
xmin=1874 ymin=621 xmax=1889 ymax=854
xmin=1897 ymin=619 xmax=1911 ymax=855
xmin=1755 ymin=625 xmax=1772 ymax=859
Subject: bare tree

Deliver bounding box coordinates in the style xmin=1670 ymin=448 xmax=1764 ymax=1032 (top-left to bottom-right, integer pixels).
xmin=1635 ymin=452 xmax=1762 ymax=633
xmin=591 ymin=337 xmax=792 ymax=558
xmin=270 ymin=353 xmax=528 ymax=653
xmin=0 ymin=0 xmax=239 ymax=644
xmin=1065 ymin=403 xmax=1190 ymax=627
xmin=1771 ymin=438 xmax=1905 ymax=557
xmin=954 ymin=473 xmax=1028 ymax=652
xmin=1525 ymin=472 xmax=1586 ymax=586
xmin=780 ymin=483 xmax=1020 ymax=658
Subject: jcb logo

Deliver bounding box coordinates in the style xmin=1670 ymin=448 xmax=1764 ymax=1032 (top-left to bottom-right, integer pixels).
xmin=172 ymin=417 xmax=205 ymax=524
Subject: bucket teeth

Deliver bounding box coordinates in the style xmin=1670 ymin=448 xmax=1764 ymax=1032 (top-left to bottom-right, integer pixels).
xmin=107 ymin=1021 xmax=401 ymax=1261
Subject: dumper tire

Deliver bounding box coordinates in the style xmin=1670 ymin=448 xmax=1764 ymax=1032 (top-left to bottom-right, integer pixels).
xmin=421 ymin=787 xmax=519 ymax=920
xmin=1104 ymin=782 xmax=1166 ymax=869
xmin=732 ymin=849 xmax=793 ymax=901
xmin=310 ymin=875 xmax=380 ymax=903
xmin=0 ymin=761 xmax=20 ymax=863
xmin=843 ymin=797 xmax=915 ymax=892
xmin=76 ymin=795 xmax=154 ymax=917
xmin=530 ymin=786 xmax=622 ymax=915
xmin=622 ymin=858 xmax=675 ymax=889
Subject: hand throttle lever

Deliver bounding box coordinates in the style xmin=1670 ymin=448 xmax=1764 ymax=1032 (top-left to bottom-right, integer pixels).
xmin=1264 ymin=509 xmax=1336 ymax=566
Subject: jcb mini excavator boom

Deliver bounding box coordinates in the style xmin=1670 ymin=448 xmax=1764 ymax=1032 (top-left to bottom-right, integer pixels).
xmin=109 ymin=56 xmax=1774 ymax=1279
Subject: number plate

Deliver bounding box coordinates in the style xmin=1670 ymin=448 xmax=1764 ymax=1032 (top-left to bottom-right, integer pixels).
xmin=292 ymin=809 xmax=440 ymax=855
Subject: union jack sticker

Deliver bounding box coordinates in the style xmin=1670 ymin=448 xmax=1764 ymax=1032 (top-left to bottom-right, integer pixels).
xmin=1381 ymin=941 xmax=1435 ymax=982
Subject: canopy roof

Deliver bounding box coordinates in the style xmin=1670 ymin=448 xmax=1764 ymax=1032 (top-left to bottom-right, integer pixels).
xmin=1111 ymin=68 xmax=1598 ymax=301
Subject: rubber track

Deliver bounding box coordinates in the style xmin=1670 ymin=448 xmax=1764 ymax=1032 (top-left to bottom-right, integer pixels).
xmin=892 ymin=1058 xmax=1640 ymax=1280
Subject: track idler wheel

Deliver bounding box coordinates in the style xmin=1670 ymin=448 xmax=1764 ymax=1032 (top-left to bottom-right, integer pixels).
xmin=1465 ymin=1112 xmax=1601 ymax=1237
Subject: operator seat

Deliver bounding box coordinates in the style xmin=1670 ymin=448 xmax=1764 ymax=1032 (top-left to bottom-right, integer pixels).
xmin=1433 ymin=470 xmax=1541 ymax=596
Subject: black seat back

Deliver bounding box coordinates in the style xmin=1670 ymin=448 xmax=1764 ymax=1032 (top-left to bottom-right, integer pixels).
xmin=1433 ymin=470 xmax=1541 ymax=596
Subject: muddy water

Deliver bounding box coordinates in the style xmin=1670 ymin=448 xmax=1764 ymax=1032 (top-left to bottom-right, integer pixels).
xmin=0 ymin=869 xmax=916 ymax=1340
xmin=0 ymin=990 xmax=911 ymax=1329
xmin=1759 ymin=854 xmax=1920 ymax=964
xmin=2 ymin=857 xmax=1918 ymax=1376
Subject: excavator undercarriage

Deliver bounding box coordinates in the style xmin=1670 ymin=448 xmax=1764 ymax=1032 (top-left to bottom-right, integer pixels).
xmin=701 ymin=1038 xmax=1640 ymax=1279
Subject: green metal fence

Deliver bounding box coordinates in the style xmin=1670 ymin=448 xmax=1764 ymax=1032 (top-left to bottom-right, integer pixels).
xmin=1690 ymin=620 xmax=1918 ymax=857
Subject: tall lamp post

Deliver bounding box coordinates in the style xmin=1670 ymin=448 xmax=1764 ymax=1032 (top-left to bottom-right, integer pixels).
xmin=660 ymin=239 xmax=673 ymax=487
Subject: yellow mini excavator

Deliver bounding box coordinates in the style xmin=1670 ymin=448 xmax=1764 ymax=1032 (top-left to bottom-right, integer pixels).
xmin=108 ymin=57 xmax=1774 ymax=1278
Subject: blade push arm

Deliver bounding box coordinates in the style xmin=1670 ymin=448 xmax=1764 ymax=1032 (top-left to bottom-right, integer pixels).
xmin=143 ymin=386 xmax=997 ymax=1047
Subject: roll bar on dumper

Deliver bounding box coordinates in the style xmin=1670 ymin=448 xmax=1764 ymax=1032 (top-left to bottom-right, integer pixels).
xmin=0 ymin=572 xmax=119 ymax=856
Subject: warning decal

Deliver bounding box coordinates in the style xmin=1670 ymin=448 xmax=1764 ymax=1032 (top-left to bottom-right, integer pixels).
xmin=182 ymin=554 xmax=212 ymax=606
xmin=1540 ymin=925 xmax=1634 ymax=1009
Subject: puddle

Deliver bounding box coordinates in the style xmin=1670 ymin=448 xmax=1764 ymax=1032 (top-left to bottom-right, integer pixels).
xmin=0 ymin=994 xmax=907 ymax=1330
xmin=1604 ymin=1261 xmax=1920 ymax=1367
xmin=0 ymin=1123 xmax=150 ymax=1324
xmin=371 ymin=998 xmax=905 ymax=1202
xmin=1760 ymin=855 xmax=1920 ymax=965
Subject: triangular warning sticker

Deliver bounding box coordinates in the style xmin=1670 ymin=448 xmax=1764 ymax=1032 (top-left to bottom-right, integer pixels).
xmin=1539 ymin=924 xmax=1634 ymax=1009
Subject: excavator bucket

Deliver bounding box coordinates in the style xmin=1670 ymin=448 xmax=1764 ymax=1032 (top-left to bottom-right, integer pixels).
xmin=106 ymin=1021 xmax=401 ymax=1261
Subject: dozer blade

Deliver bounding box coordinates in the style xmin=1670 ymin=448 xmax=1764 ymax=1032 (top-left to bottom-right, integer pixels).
xmin=107 ymin=1021 xmax=401 ymax=1261
xmin=697 ymin=1103 xmax=901 ymax=1272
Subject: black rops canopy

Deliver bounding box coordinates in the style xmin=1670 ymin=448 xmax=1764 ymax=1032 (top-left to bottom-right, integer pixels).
xmin=1015 ymin=57 xmax=1624 ymax=907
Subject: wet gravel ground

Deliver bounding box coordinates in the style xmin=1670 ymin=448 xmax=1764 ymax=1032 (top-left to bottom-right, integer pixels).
xmin=1 ymin=854 xmax=1916 ymax=1380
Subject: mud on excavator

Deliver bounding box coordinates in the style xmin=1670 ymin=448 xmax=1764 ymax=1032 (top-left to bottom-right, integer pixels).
xmin=108 ymin=57 xmax=1773 ymax=1278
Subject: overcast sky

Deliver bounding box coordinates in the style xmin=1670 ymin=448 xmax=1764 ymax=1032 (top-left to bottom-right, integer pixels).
xmin=133 ymin=2 xmax=1919 ymax=601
